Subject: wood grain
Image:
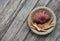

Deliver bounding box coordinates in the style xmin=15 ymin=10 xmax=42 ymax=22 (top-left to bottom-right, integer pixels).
xmin=1 ymin=0 xmax=38 ymax=41
xmin=0 ymin=0 xmax=26 ymax=40
xmin=12 ymin=20 xmax=30 ymax=41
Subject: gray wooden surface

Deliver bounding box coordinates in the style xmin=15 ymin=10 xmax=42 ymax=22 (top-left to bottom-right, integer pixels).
xmin=0 ymin=0 xmax=60 ymax=41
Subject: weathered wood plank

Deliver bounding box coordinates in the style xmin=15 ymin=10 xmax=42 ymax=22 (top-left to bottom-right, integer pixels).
xmin=0 ymin=0 xmax=26 ymax=40
xmin=0 ymin=0 xmax=9 ymax=13
xmin=1 ymin=0 xmax=38 ymax=41
xmin=0 ymin=0 xmax=8 ymax=9
xmin=45 ymin=0 xmax=60 ymax=41
xmin=0 ymin=0 xmax=15 ymax=39
xmin=12 ymin=20 xmax=30 ymax=41
xmin=36 ymin=0 xmax=50 ymax=7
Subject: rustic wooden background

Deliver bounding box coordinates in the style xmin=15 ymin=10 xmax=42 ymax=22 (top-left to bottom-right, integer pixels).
xmin=0 ymin=0 xmax=60 ymax=41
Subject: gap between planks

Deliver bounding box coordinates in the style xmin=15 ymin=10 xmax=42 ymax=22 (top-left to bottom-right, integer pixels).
xmin=0 ymin=0 xmax=26 ymax=40
xmin=1 ymin=0 xmax=38 ymax=41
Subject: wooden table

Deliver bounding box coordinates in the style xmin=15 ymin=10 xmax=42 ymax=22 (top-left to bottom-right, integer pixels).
xmin=0 ymin=0 xmax=60 ymax=41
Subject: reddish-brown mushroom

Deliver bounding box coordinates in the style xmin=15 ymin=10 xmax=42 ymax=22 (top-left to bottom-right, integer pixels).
xmin=32 ymin=10 xmax=51 ymax=24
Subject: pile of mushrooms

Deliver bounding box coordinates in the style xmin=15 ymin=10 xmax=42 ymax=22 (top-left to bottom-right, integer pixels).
xmin=31 ymin=10 xmax=55 ymax=32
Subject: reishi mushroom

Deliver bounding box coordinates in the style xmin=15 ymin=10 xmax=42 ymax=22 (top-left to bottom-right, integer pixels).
xmin=31 ymin=10 xmax=55 ymax=31
xmin=32 ymin=10 xmax=51 ymax=24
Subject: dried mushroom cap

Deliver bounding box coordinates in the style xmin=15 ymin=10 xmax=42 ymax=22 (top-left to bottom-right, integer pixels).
xmin=32 ymin=10 xmax=55 ymax=31
xmin=32 ymin=10 xmax=51 ymax=24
